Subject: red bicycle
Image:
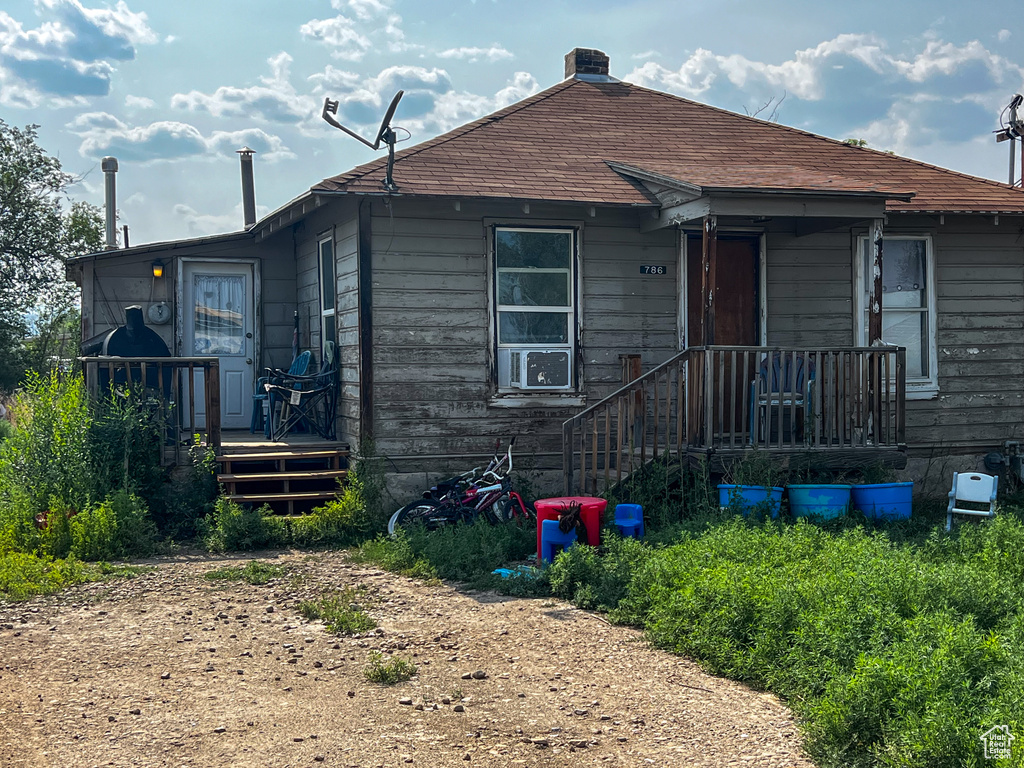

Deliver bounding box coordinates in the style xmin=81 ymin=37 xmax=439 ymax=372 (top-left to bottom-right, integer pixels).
xmin=387 ymin=438 xmax=536 ymax=534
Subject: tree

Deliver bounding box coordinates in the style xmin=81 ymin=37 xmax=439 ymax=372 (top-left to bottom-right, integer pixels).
xmin=0 ymin=121 xmax=102 ymax=388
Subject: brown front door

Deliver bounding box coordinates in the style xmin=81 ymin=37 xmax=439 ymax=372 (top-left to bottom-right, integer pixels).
xmin=686 ymin=235 xmax=759 ymax=347
xmin=686 ymin=235 xmax=759 ymax=436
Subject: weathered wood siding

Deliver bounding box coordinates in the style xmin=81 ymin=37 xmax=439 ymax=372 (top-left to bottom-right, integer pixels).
xmin=293 ymin=198 xmax=361 ymax=447
xmin=366 ymin=198 xmax=677 ymax=471
xmin=764 ymin=215 xmax=1024 ymax=453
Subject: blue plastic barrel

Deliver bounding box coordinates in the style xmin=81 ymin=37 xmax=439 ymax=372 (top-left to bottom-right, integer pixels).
xmin=718 ymin=485 xmax=784 ymax=517
xmin=851 ymin=482 xmax=913 ymax=521
xmin=787 ymin=484 xmax=852 ymax=520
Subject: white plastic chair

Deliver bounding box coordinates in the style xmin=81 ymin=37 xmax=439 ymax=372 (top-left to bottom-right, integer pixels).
xmin=946 ymin=472 xmax=998 ymax=531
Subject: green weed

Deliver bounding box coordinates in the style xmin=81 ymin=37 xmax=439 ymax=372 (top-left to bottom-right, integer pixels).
xmin=203 ymin=560 xmax=286 ymax=585
xmin=298 ymin=588 xmax=376 ymax=634
xmin=363 ymin=651 xmax=416 ymax=684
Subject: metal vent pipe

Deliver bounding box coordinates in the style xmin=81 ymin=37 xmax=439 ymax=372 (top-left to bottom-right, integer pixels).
xmin=237 ymin=147 xmax=257 ymax=228
xmin=101 ymin=156 xmax=118 ymax=249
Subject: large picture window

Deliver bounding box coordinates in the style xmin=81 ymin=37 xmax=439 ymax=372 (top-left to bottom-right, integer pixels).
xmin=856 ymin=234 xmax=937 ymax=395
xmin=494 ymin=227 xmax=577 ymax=391
xmin=318 ymin=237 xmax=336 ymax=348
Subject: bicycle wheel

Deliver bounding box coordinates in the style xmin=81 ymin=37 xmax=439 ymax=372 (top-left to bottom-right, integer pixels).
xmin=388 ymin=499 xmax=453 ymax=535
xmin=503 ymin=496 xmax=536 ymax=525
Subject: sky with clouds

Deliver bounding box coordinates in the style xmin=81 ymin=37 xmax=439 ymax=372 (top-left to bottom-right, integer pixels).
xmin=2 ymin=0 xmax=1022 ymax=244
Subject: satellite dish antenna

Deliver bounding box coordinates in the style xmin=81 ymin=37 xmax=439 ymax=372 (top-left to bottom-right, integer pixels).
xmin=322 ymin=90 xmax=405 ymax=192
xmin=994 ymin=93 xmax=1023 ymax=186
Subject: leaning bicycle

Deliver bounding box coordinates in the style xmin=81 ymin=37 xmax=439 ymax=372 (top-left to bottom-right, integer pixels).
xmin=387 ymin=438 xmax=535 ymax=534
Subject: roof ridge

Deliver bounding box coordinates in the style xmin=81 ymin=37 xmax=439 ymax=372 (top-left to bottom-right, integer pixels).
xmin=318 ymin=78 xmax=579 ymax=188
xmin=626 ymin=79 xmax=1024 ymax=198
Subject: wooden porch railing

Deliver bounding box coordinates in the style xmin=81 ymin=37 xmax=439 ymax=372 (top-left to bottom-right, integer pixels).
xmin=563 ymin=345 xmax=906 ymax=495
xmin=79 ymin=356 xmax=221 ymax=465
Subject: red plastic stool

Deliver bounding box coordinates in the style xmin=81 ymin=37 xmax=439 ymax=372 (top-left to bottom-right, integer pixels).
xmin=534 ymin=496 xmax=608 ymax=562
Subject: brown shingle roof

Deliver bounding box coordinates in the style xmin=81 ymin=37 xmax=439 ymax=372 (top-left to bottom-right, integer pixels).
xmin=314 ymin=78 xmax=1024 ymax=214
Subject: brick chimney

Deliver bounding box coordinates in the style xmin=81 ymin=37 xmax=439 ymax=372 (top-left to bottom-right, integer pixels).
xmin=565 ymin=48 xmax=609 ymax=78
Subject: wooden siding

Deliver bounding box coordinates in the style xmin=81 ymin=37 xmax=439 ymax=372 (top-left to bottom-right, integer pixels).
xmin=293 ymin=198 xmax=361 ymax=447
xmin=366 ymin=198 xmax=678 ymax=469
xmin=764 ymin=215 xmax=1024 ymax=453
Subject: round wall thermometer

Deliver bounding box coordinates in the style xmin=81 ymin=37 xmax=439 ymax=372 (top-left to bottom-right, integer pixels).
xmin=148 ymin=301 xmax=171 ymax=325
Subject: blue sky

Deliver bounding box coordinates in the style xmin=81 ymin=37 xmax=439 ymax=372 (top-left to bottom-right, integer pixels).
xmin=2 ymin=0 xmax=1022 ymax=244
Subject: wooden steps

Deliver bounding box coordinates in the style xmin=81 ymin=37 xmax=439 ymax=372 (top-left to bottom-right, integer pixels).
xmin=216 ymin=444 xmax=350 ymax=515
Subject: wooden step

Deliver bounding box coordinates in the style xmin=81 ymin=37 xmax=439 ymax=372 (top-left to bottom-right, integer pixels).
xmin=217 ymin=449 xmax=348 ymax=462
xmin=218 ymin=470 xmax=348 ymax=483
xmin=226 ymin=491 xmax=341 ymax=504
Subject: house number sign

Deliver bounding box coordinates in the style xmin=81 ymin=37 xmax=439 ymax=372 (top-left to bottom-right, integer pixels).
xmin=641 ymin=265 xmax=667 ymax=275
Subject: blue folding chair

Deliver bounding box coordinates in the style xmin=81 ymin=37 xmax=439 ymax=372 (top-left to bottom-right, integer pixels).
xmin=750 ymin=352 xmax=815 ymax=444
xmin=251 ymin=350 xmax=311 ymax=435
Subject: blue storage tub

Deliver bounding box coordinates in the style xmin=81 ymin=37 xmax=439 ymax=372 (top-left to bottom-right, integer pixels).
xmin=718 ymin=485 xmax=784 ymax=517
xmin=852 ymin=482 xmax=913 ymax=521
xmin=787 ymin=484 xmax=852 ymax=520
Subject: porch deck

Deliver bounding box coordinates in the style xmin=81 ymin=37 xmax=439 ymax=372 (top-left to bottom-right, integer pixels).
xmin=563 ymin=345 xmax=907 ymax=495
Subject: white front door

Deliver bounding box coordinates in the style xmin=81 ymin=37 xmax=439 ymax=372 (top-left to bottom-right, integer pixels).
xmin=183 ymin=261 xmax=255 ymax=429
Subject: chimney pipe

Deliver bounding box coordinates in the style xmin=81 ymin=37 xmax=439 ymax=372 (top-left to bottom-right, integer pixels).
xmin=101 ymin=156 xmax=118 ymax=249
xmin=237 ymin=147 xmax=257 ymax=229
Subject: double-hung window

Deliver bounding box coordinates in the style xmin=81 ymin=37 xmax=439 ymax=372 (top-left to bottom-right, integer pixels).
xmin=318 ymin=237 xmax=336 ymax=348
xmin=494 ymin=227 xmax=577 ymax=391
xmin=855 ymin=234 xmax=937 ymax=396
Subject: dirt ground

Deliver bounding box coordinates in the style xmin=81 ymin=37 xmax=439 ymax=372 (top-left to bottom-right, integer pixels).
xmin=0 ymin=551 xmax=814 ymax=768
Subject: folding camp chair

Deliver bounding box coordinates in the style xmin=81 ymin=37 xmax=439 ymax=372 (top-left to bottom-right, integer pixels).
xmin=266 ymin=342 xmax=338 ymax=441
xmin=251 ymin=350 xmax=311 ymax=435
xmin=946 ymin=471 xmax=998 ymax=531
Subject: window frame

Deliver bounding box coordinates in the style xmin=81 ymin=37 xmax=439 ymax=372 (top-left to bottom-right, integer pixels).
xmin=318 ymin=235 xmax=336 ymax=351
xmin=854 ymin=232 xmax=938 ymax=398
xmin=491 ymin=223 xmax=581 ymax=397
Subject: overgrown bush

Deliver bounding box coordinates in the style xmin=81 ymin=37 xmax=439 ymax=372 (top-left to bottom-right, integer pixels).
xmin=70 ymin=490 xmax=156 ymax=561
xmin=153 ymin=437 xmax=218 ymax=540
xmin=548 ymin=533 xmax=650 ymax=612
xmin=554 ymin=513 xmax=1024 ymax=768
xmin=201 ymin=498 xmax=283 ymax=552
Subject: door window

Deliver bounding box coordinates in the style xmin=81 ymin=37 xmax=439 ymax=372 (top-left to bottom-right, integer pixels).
xmin=192 ymin=274 xmax=245 ymax=355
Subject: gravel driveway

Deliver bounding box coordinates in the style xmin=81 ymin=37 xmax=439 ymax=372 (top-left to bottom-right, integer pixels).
xmin=0 ymin=550 xmax=814 ymax=767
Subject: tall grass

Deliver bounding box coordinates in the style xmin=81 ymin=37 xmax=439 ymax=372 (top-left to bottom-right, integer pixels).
xmin=549 ymin=511 xmax=1024 ymax=767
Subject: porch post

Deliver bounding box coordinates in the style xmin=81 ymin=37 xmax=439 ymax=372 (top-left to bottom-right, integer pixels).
xmin=701 ymin=214 xmax=718 ymax=346
xmin=868 ymin=218 xmax=884 ymax=345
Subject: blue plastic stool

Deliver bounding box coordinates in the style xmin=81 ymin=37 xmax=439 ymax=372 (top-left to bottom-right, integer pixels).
xmin=614 ymin=504 xmax=644 ymax=538
xmin=540 ymin=519 xmax=578 ymax=564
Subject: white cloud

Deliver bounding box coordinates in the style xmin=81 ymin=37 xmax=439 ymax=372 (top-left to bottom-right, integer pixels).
xmin=998 ymin=29 xmax=1011 ymax=43
xmin=631 ymin=50 xmax=659 ymax=60
xmin=171 ymin=52 xmax=317 ymax=124
xmin=0 ymin=0 xmax=156 ymax=105
xmin=299 ymin=15 xmax=371 ymax=61
xmin=438 ymin=45 xmax=513 ymax=63
xmin=893 ymin=39 xmax=1005 ymax=83
xmin=68 ymin=111 xmax=294 ymax=163
xmin=124 ymin=93 xmax=153 ymax=108
xmin=173 ymin=202 xmax=250 ymax=237
xmin=301 ymin=0 xmax=411 ymax=61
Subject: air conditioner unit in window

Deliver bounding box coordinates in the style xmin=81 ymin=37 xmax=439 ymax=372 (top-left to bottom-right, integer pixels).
xmin=499 ymin=347 xmax=572 ymax=390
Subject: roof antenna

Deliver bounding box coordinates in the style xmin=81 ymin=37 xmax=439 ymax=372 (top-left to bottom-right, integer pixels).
xmin=321 ymin=90 xmax=405 ymax=192
xmin=994 ymin=93 xmax=1023 ymax=186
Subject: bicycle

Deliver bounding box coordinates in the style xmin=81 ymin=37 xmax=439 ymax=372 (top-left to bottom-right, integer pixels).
xmin=387 ymin=437 xmax=536 ymax=534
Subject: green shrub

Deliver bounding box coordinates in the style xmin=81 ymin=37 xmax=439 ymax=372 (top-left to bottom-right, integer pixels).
xmin=351 ymin=533 xmax=438 ymax=581
xmin=401 ymin=518 xmax=536 ymax=581
xmin=363 ymin=651 xmax=416 ymax=684
xmin=549 ymin=533 xmax=651 ymax=612
xmin=154 ymin=438 xmax=217 ymax=539
xmin=0 ymin=372 xmax=92 ymax=514
xmin=202 ymin=498 xmax=285 ymax=552
xmin=0 ymin=552 xmax=86 ymax=600
xmin=69 ymin=491 xmax=156 ymax=561
xmin=298 ymin=588 xmax=376 ymax=634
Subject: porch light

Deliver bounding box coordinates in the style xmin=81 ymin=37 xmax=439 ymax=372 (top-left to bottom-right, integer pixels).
xmin=152 ymin=259 xmax=164 ymax=278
